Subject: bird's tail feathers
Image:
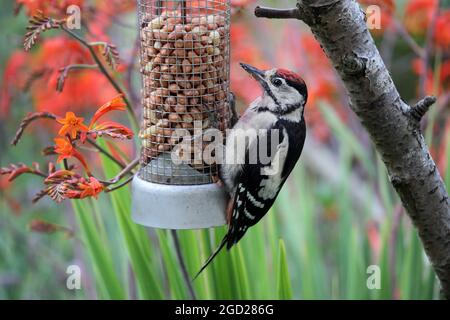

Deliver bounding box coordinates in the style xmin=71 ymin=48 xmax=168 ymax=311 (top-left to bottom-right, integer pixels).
xmin=192 ymin=234 xmax=228 ymax=281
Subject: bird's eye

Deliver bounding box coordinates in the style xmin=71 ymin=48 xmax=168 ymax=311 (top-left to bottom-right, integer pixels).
xmin=271 ymin=77 xmax=283 ymax=87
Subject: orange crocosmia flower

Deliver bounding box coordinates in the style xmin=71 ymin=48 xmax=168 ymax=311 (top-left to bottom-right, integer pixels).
xmin=79 ymin=177 xmax=104 ymax=199
xmin=54 ymin=138 xmax=91 ymax=174
xmin=89 ymin=95 xmax=126 ymax=128
xmin=54 ymin=137 xmax=75 ymax=162
xmin=57 ymin=112 xmax=89 ymax=139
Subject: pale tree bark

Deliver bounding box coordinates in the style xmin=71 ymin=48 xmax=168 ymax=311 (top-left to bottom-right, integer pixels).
xmin=255 ymin=0 xmax=450 ymax=298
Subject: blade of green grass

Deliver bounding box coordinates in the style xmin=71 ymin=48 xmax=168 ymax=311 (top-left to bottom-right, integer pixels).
xmin=276 ymin=239 xmax=293 ymax=299
xmin=318 ymin=101 xmax=375 ymax=179
xmin=157 ymin=230 xmax=188 ymax=299
xmin=376 ymin=220 xmax=393 ymax=299
xmin=230 ymin=244 xmax=251 ymax=299
xmin=178 ymin=229 xmax=211 ymax=298
xmin=72 ymin=199 xmax=125 ymax=299
xmin=99 ymin=140 xmax=164 ymax=299
xmin=400 ymin=229 xmax=423 ymax=299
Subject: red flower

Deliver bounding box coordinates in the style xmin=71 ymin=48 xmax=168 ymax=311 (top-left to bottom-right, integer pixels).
xmin=231 ymin=0 xmax=257 ymax=7
xmin=359 ymin=0 xmax=395 ymax=35
xmin=412 ymin=59 xmax=450 ymax=94
xmin=434 ymin=10 xmax=450 ymax=49
xmin=359 ymin=0 xmax=395 ymax=13
xmin=2 ymin=38 xmax=118 ymax=115
xmin=0 ymin=51 xmax=28 ymax=119
xmin=230 ymin=23 xmax=270 ymax=103
xmin=16 ymin=0 xmax=84 ymax=16
xmin=404 ymin=0 xmax=437 ymax=35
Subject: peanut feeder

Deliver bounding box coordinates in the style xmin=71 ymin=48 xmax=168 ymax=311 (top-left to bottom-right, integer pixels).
xmin=132 ymin=0 xmax=231 ymax=229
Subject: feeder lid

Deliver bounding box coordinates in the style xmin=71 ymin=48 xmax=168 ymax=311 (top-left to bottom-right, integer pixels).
xmin=132 ymin=174 xmax=228 ymax=229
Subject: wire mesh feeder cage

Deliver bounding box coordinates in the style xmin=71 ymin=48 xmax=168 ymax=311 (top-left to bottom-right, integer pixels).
xmin=132 ymin=0 xmax=231 ymax=229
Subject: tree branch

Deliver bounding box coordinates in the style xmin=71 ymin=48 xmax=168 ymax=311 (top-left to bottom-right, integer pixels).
xmin=254 ymin=6 xmax=302 ymax=20
xmin=410 ymin=96 xmax=437 ymax=122
xmin=255 ymin=0 xmax=450 ymax=298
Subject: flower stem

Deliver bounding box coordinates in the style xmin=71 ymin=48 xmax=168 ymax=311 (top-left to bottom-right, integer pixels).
xmin=11 ymin=112 xmax=57 ymax=146
xmin=171 ymin=230 xmax=197 ymax=300
xmin=61 ymin=26 xmax=139 ymax=132
xmin=85 ymin=138 xmax=126 ymax=169
xmin=105 ymin=176 xmax=134 ymax=192
xmin=101 ymin=157 xmax=139 ymax=186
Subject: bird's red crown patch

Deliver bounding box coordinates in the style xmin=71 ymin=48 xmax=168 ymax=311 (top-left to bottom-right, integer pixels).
xmin=276 ymin=69 xmax=305 ymax=85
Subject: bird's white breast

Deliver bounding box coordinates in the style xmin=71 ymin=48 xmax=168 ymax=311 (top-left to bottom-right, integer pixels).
xmin=221 ymin=98 xmax=278 ymax=192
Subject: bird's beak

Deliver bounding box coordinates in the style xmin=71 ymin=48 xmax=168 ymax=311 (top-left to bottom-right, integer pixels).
xmin=240 ymin=63 xmax=266 ymax=85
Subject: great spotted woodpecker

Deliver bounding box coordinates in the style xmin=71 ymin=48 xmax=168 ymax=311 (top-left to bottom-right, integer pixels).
xmin=194 ymin=63 xmax=307 ymax=279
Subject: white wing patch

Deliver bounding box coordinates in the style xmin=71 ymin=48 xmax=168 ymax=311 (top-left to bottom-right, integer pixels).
xmin=221 ymin=106 xmax=277 ymax=192
xmin=258 ymin=128 xmax=289 ymax=200
xmin=243 ymin=208 xmax=256 ymax=220
xmin=246 ymin=191 xmax=265 ymax=208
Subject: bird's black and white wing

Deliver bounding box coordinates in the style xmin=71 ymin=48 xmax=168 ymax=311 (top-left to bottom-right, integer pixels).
xmin=226 ymin=120 xmax=306 ymax=249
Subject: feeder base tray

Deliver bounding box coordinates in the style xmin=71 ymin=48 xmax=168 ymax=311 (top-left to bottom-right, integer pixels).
xmin=132 ymin=175 xmax=228 ymax=229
